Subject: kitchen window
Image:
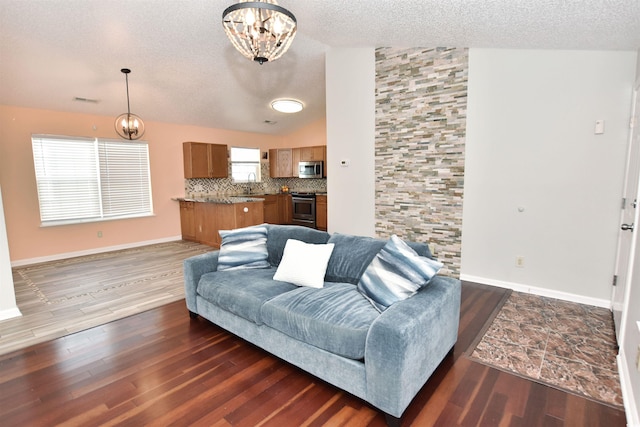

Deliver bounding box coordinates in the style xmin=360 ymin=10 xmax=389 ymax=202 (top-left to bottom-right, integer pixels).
xmin=230 ymin=147 xmax=261 ymax=183
xmin=31 ymin=135 xmax=153 ymax=226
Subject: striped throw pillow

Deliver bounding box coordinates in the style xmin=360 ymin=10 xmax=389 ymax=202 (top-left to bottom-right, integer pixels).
xmin=217 ymin=225 xmax=270 ymax=271
xmin=357 ymin=235 xmax=443 ymax=312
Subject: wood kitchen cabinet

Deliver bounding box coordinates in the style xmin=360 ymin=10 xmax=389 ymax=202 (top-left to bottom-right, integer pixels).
xmin=269 ymin=145 xmax=327 ymax=178
xmin=300 ymin=146 xmax=325 ymax=162
xmin=269 ymin=148 xmax=294 ymax=178
xmin=315 ymin=194 xmax=327 ymax=231
xmin=234 ymin=202 xmax=264 ymax=228
xmin=194 ymin=202 xmax=221 ymax=247
xmin=180 ymin=200 xmax=264 ymax=248
xmin=291 ymin=148 xmax=301 ymax=176
xmin=260 ymin=194 xmax=292 ymax=225
xmin=183 ymin=142 xmax=228 ymax=178
xmin=179 ymin=201 xmax=196 ymax=241
xmin=261 ymin=194 xmax=279 ymax=224
xmin=323 ymin=146 xmax=327 ymax=177
xmin=278 ymin=194 xmax=292 ymax=224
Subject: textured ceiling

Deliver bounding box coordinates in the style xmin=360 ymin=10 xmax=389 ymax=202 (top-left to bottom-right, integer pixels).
xmin=0 ymin=0 xmax=639 ymax=135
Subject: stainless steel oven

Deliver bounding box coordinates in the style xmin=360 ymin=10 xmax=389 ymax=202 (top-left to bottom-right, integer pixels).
xmin=291 ymin=192 xmax=316 ymax=228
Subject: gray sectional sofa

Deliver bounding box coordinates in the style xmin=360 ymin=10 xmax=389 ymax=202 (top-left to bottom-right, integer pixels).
xmin=183 ymin=224 xmax=461 ymax=425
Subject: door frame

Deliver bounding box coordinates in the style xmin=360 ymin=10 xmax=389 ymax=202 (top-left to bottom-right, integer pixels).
xmin=614 ymin=83 xmax=640 ymax=343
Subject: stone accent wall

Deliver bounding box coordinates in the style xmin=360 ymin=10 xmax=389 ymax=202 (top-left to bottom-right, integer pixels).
xmin=375 ymin=47 xmax=468 ymax=277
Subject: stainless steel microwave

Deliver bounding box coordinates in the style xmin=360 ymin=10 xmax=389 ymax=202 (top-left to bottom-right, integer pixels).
xmin=299 ymin=161 xmax=323 ymax=178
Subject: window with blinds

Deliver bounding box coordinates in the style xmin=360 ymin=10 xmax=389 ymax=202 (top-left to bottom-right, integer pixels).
xmin=31 ymin=135 xmax=153 ymax=226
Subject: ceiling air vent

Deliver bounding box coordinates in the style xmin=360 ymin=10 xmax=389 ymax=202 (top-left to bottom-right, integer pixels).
xmin=73 ymin=97 xmax=99 ymax=104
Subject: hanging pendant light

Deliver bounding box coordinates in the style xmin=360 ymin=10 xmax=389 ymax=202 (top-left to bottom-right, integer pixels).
xmin=222 ymin=0 xmax=297 ymax=65
xmin=114 ymin=68 xmax=145 ymax=140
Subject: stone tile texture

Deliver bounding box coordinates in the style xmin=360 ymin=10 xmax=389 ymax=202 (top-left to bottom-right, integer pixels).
xmin=375 ymin=47 xmax=468 ymax=277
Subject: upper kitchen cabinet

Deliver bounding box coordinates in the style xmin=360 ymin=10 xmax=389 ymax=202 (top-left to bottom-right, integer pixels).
xmin=300 ymin=146 xmax=325 ymax=162
xmin=269 ymin=148 xmax=294 ymax=178
xmin=183 ymin=142 xmax=228 ymax=179
xmin=323 ymin=146 xmax=327 ymax=177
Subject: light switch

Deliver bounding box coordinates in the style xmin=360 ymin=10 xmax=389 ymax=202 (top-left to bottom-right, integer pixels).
xmin=595 ymin=120 xmax=605 ymax=135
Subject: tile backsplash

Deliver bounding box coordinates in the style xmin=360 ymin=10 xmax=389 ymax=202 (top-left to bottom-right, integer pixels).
xmin=184 ymin=161 xmax=327 ymax=197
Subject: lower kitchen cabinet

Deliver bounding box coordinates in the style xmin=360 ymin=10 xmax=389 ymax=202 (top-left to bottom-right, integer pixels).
xmin=316 ymin=195 xmax=327 ymax=231
xmin=278 ymin=194 xmax=292 ymax=224
xmin=261 ymin=195 xmax=279 ymax=224
xmin=179 ymin=200 xmax=264 ymax=248
xmin=260 ymin=194 xmax=292 ymax=225
xmin=179 ymin=201 xmax=196 ymax=241
xmin=197 ymin=203 xmax=220 ymax=246
xmin=234 ymin=202 xmax=264 ymax=228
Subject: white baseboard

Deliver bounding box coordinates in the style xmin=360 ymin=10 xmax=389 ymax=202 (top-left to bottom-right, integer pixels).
xmin=459 ymin=274 xmax=611 ymax=308
xmin=618 ymin=352 xmax=640 ymax=427
xmin=0 ymin=307 xmax=22 ymax=322
xmin=11 ymin=236 xmax=183 ymax=267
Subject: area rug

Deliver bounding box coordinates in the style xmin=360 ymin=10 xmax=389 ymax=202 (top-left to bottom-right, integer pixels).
xmin=1 ymin=241 xmax=211 ymax=356
xmin=465 ymin=290 xmax=623 ymax=408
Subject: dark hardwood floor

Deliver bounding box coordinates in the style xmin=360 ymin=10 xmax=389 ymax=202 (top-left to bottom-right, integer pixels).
xmin=0 ymin=282 xmax=626 ymax=426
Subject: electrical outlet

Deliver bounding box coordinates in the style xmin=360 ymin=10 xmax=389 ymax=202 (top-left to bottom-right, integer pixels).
xmin=515 ymin=256 xmax=525 ymax=268
xmin=97 ymin=231 xmax=103 ymax=238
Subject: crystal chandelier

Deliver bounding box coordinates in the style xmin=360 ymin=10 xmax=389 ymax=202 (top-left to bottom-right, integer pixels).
xmin=222 ymin=0 xmax=297 ymax=65
xmin=114 ymin=68 xmax=145 ymax=140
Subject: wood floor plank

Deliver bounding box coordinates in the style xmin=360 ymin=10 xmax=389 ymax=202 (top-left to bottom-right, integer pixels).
xmin=0 ymin=254 xmax=627 ymax=426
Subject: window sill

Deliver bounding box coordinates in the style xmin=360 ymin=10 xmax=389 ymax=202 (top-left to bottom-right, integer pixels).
xmin=40 ymin=213 xmax=155 ymax=228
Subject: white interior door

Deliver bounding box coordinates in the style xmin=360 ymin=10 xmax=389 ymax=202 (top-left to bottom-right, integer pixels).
xmin=613 ymin=88 xmax=640 ymax=341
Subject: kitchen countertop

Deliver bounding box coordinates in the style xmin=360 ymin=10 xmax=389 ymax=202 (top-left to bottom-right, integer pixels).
xmin=173 ymin=196 xmax=266 ymax=204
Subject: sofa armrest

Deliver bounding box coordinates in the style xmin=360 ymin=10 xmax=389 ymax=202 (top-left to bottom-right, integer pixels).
xmin=364 ymin=276 xmax=461 ymax=418
xmin=183 ymin=251 xmax=219 ymax=313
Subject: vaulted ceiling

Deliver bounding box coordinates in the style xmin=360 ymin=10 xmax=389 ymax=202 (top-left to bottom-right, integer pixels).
xmin=1 ymin=0 xmax=638 ymax=135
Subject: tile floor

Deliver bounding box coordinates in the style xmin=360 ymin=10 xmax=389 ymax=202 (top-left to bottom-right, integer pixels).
xmin=470 ymin=291 xmax=623 ymax=407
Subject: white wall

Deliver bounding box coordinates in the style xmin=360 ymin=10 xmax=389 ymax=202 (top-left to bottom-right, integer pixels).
xmin=461 ymin=49 xmax=637 ymax=306
xmin=0 ymin=185 xmax=20 ymax=321
xmin=325 ymin=48 xmax=376 ymax=237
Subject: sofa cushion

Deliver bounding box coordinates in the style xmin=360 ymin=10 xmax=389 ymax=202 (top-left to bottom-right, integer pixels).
xmin=217 ymin=225 xmax=269 ymax=271
xmin=197 ymin=268 xmax=296 ymax=325
xmin=358 ymin=235 xmax=443 ymax=312
xmin=265 ymin=225 xmax=330 ymax=267
xmin=273 ymin=239 xmax=335 ymax=288
xmin=324 ymin=233 xmax=433 ymax=284
xmin=260 ymin=282 xmax=379 ymax=360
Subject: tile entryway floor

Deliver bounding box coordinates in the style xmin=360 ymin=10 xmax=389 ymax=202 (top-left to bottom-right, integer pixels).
xmin=469 ymin=291 xmax=623 ymax=407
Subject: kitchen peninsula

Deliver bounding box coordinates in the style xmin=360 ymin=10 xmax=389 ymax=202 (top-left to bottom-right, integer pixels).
xmin=176 ymin=196 xmax=264 ymax=248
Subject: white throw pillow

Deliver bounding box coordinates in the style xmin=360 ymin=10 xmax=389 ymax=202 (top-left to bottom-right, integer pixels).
xmin=273 ymin=239 xmax=335 ymax=288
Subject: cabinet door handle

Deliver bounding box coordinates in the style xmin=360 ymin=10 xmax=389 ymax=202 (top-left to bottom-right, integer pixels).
xmin=243 ymin=207 xmax=249 ymax=213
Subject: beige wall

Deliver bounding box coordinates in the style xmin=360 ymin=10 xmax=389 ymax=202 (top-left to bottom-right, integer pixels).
xmin=0 ymin=105 xmax=323 ymax=263
xmin=282 ymin=118 xmax=327 ymax=147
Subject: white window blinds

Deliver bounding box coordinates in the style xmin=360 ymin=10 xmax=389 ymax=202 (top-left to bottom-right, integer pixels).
xmin=32 ymin=135 xmax=153 ymax=226
xmin=98 ymin=140 xmax=152 ymax=218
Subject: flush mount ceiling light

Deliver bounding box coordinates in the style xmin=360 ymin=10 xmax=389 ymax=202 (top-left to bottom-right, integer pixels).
xmin=271 ymin=99 xmax=303 ymax=113
xmin=222 ymin=0 xmax=297 ymax=65
xmin=114 ymin=68 xmax=145 ymax=140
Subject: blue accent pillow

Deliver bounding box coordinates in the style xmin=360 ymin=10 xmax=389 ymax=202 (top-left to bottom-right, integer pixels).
xmin=357 ymin=235 xmax=443 ymax=312
xmin=217 ymin=225 xmax=270 ymax=271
